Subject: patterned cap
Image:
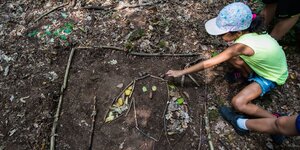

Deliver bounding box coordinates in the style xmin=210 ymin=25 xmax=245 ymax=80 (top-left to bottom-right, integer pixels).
xmin=205 ymin=2 xmax=252 ymax=35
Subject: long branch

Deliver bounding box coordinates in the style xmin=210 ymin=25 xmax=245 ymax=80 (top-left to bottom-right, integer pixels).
xmin=50 ymin=48 xmax=75 ymax=150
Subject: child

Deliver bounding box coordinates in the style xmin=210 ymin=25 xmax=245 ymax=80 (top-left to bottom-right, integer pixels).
xmin=166 ymin=2 xmax=288 ymax=135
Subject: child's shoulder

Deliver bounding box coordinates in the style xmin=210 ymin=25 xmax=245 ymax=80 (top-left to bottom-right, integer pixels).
xmin=237 ymin=33 xmax=273 ymax=42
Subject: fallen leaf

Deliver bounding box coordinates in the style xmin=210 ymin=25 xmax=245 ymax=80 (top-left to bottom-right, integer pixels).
xmin=142 ymin=86 xmax=147 ymax=92
xmin=152 ymin=85 xmax=157 ymax=91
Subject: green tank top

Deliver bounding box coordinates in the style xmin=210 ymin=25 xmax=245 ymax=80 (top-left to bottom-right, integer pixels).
xmin=235 ymin=33 xmax=288 ymax=85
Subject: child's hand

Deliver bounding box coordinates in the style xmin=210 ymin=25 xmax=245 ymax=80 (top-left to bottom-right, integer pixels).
xmin=166 ymin=70 xmax=184 ymax=77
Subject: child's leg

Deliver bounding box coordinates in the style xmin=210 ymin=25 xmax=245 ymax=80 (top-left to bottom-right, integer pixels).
xmin=231 ymin=82 xmax=275 ymax=118
xmin=271 ymin=15 xmax=300 ymax=40
xmin=245 ymin=115 xmax=299 ymax=136
xmin=228 ymin=57 xmax=252 ymax=78
xmin=260 ymin=3 xmax=277 ymax=25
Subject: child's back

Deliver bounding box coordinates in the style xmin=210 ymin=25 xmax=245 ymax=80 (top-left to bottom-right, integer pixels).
xmin=236 ymin=33 xmax=288 ymax=85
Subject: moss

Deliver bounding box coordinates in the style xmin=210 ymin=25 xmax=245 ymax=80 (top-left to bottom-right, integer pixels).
xmin=215 ymin=96 xmax=226 ymax=106
xmin=128 ymin=28 xmax=145 ymax=41
xmin=208 ymin=109 xmax=219 ymax=122
xmin=124 ymin=42 xmax=134 ymax=51
xmin=159 ymin=17 xmax=170 ymax=28
xmin=158 ymin=40 xmax=167 ymax=48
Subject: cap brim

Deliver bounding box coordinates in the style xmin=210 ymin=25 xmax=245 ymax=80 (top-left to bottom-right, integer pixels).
xmin=205 ymin=18 xmax=228 ymax=35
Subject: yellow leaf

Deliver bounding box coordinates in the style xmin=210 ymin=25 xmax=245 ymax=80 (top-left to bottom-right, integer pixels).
xmin=125 ymin=89 xmax=132 ymax=96
xmin=117 ymin=98 xmax=124 ymax=106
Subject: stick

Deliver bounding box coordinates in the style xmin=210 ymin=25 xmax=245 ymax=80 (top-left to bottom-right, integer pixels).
xmin=116 ymin=2 xmax=161 ymax=10
xmin=205 ymin=113 xmax=214 ymax=150
xmin=135 ymin=74 xmax=150 ymax=81
xmin=77 ymin=46 xmax=201 ymax=57
xmin=88 ymin=96 xmax=97 ymax=150
xmin=203 ymin=66 xmax=214 ymax=150
xmin=125 ymin=96 xmax=133 ymax=117
xmin=197 ymin=116 xmax=202 ymax=150
xmin=150 ymin=75 xmax=167 ymax=82
xmin=218 ymin=138 xmax=229 ymax=150
xmin=50 ymin=48 xmax=75 ymax=150
xmin=164 ymin=83 xmax=174 ymax=150
xmin=77 ymin=46 xmax=125 ymax=51
xmin=82 ymin=6 xmax=107 ymax=10
xmin=181 ymin=75 xmax=185 ymax=87
xmin=129 ymin=52 xmax=200 ymax=57
xmin=187 ymin=74 xmax=200 ymax=87
xmin=34 ymin=3 xmax=69 ymax=23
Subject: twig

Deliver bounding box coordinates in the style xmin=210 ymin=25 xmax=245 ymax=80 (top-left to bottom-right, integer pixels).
xmin=218 ymin=138 xmax=230 ymax=150
xmin=88 ymin=96 xmax=97 ymax=150
xmin=125 ymin=96 xmax=133 ymax=117
xmin=203 ymin=65 xmax=214 ymax=150
xmin=77 ymin=46 xmax=201 ymax=57
xmin=77 ymin=46 xmax=125 ymax=51
xmin=82 ymin=6 xmax=107 ymax=10
xmin=197 ymin=116 xmax=203 ymax=150
xmin=135 ymin=74 xmax=150 ymax=81
xmin=129 ymin=52 xmax=200 ymax=57
xmin=133 ymin=98 xmax=158 ymax=141
xmin=187 ymin=74 xmax=200 ymax=87
xmin=116 ymin=1 xmax=161 ymax=10
xmin=204 ymin=113 xmax=214 ymax=150
xmin=50 ymin=48 xmax=75 ymax=150
xmin=150 ymin=75 xmax=167 ymax=82
xmin=181 ymin=75 xmax=185 ymax=87
xmin=34 ymin=3 xmax=69 ymax=23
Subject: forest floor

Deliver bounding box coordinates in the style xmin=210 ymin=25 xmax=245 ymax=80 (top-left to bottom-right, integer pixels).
xmin=0 ymin=0 xmax=300 ymax=150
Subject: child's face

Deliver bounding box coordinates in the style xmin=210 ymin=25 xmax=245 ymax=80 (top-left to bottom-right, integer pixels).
xmin=221 ymin=32 xmax=242 ymax=42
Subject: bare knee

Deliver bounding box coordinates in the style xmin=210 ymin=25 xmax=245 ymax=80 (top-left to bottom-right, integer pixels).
xmin=274 ymin=117 xmax=288 ymax=134
xmin=231 ymin=96 xmax=247 ymax=112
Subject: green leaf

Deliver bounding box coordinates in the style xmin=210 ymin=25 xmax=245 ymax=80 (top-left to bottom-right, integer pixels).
xmin=176 ymin=97 xmax=184 ymax=105
xmin=63 ymin=28 xmax=72 ymax=34
xmin=64 ymin=22 xmax=74 ymax=30
xmin=60 ymin=35 xmax=67 ymax=40
xmin=158 ymin=40 xmax=167 ymax=48
xmin=27 ymin=30 xmax=38 ymax=37
xmin=49 ymin=38 xmax=54 ymax=43
xmin=53 ymin=29 xmax=61 ymax=36
xmin=45 ymin=29 xmax=51 ymax=35
xmin=142 ymin=86 xmax=147 ymax=92
xmin=61 ymin=12 xmax=68 ymax=19
xmin=168 ymin=84 xmax=176 ymax=90
xmin=211 ymin=51 xmax=219 ymax=57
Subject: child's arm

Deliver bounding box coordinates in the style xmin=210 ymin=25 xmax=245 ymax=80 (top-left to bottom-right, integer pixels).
xmin=166 ymin=44 xmax=248 ymax=77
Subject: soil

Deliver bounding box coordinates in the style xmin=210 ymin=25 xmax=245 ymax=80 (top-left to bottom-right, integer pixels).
xmin=1 ymin=0 xmax=300 ymax=150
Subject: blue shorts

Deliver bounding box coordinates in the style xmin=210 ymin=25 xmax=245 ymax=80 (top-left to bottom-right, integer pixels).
xmin=296 ymin=115 xmax=300 ymax=134
xmin=248 ymin=74 xmax=277 ymax=96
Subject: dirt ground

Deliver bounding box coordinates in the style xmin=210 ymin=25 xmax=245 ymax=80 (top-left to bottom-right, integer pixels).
xmin=1 ymin=0 xmax=300 ymax=150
